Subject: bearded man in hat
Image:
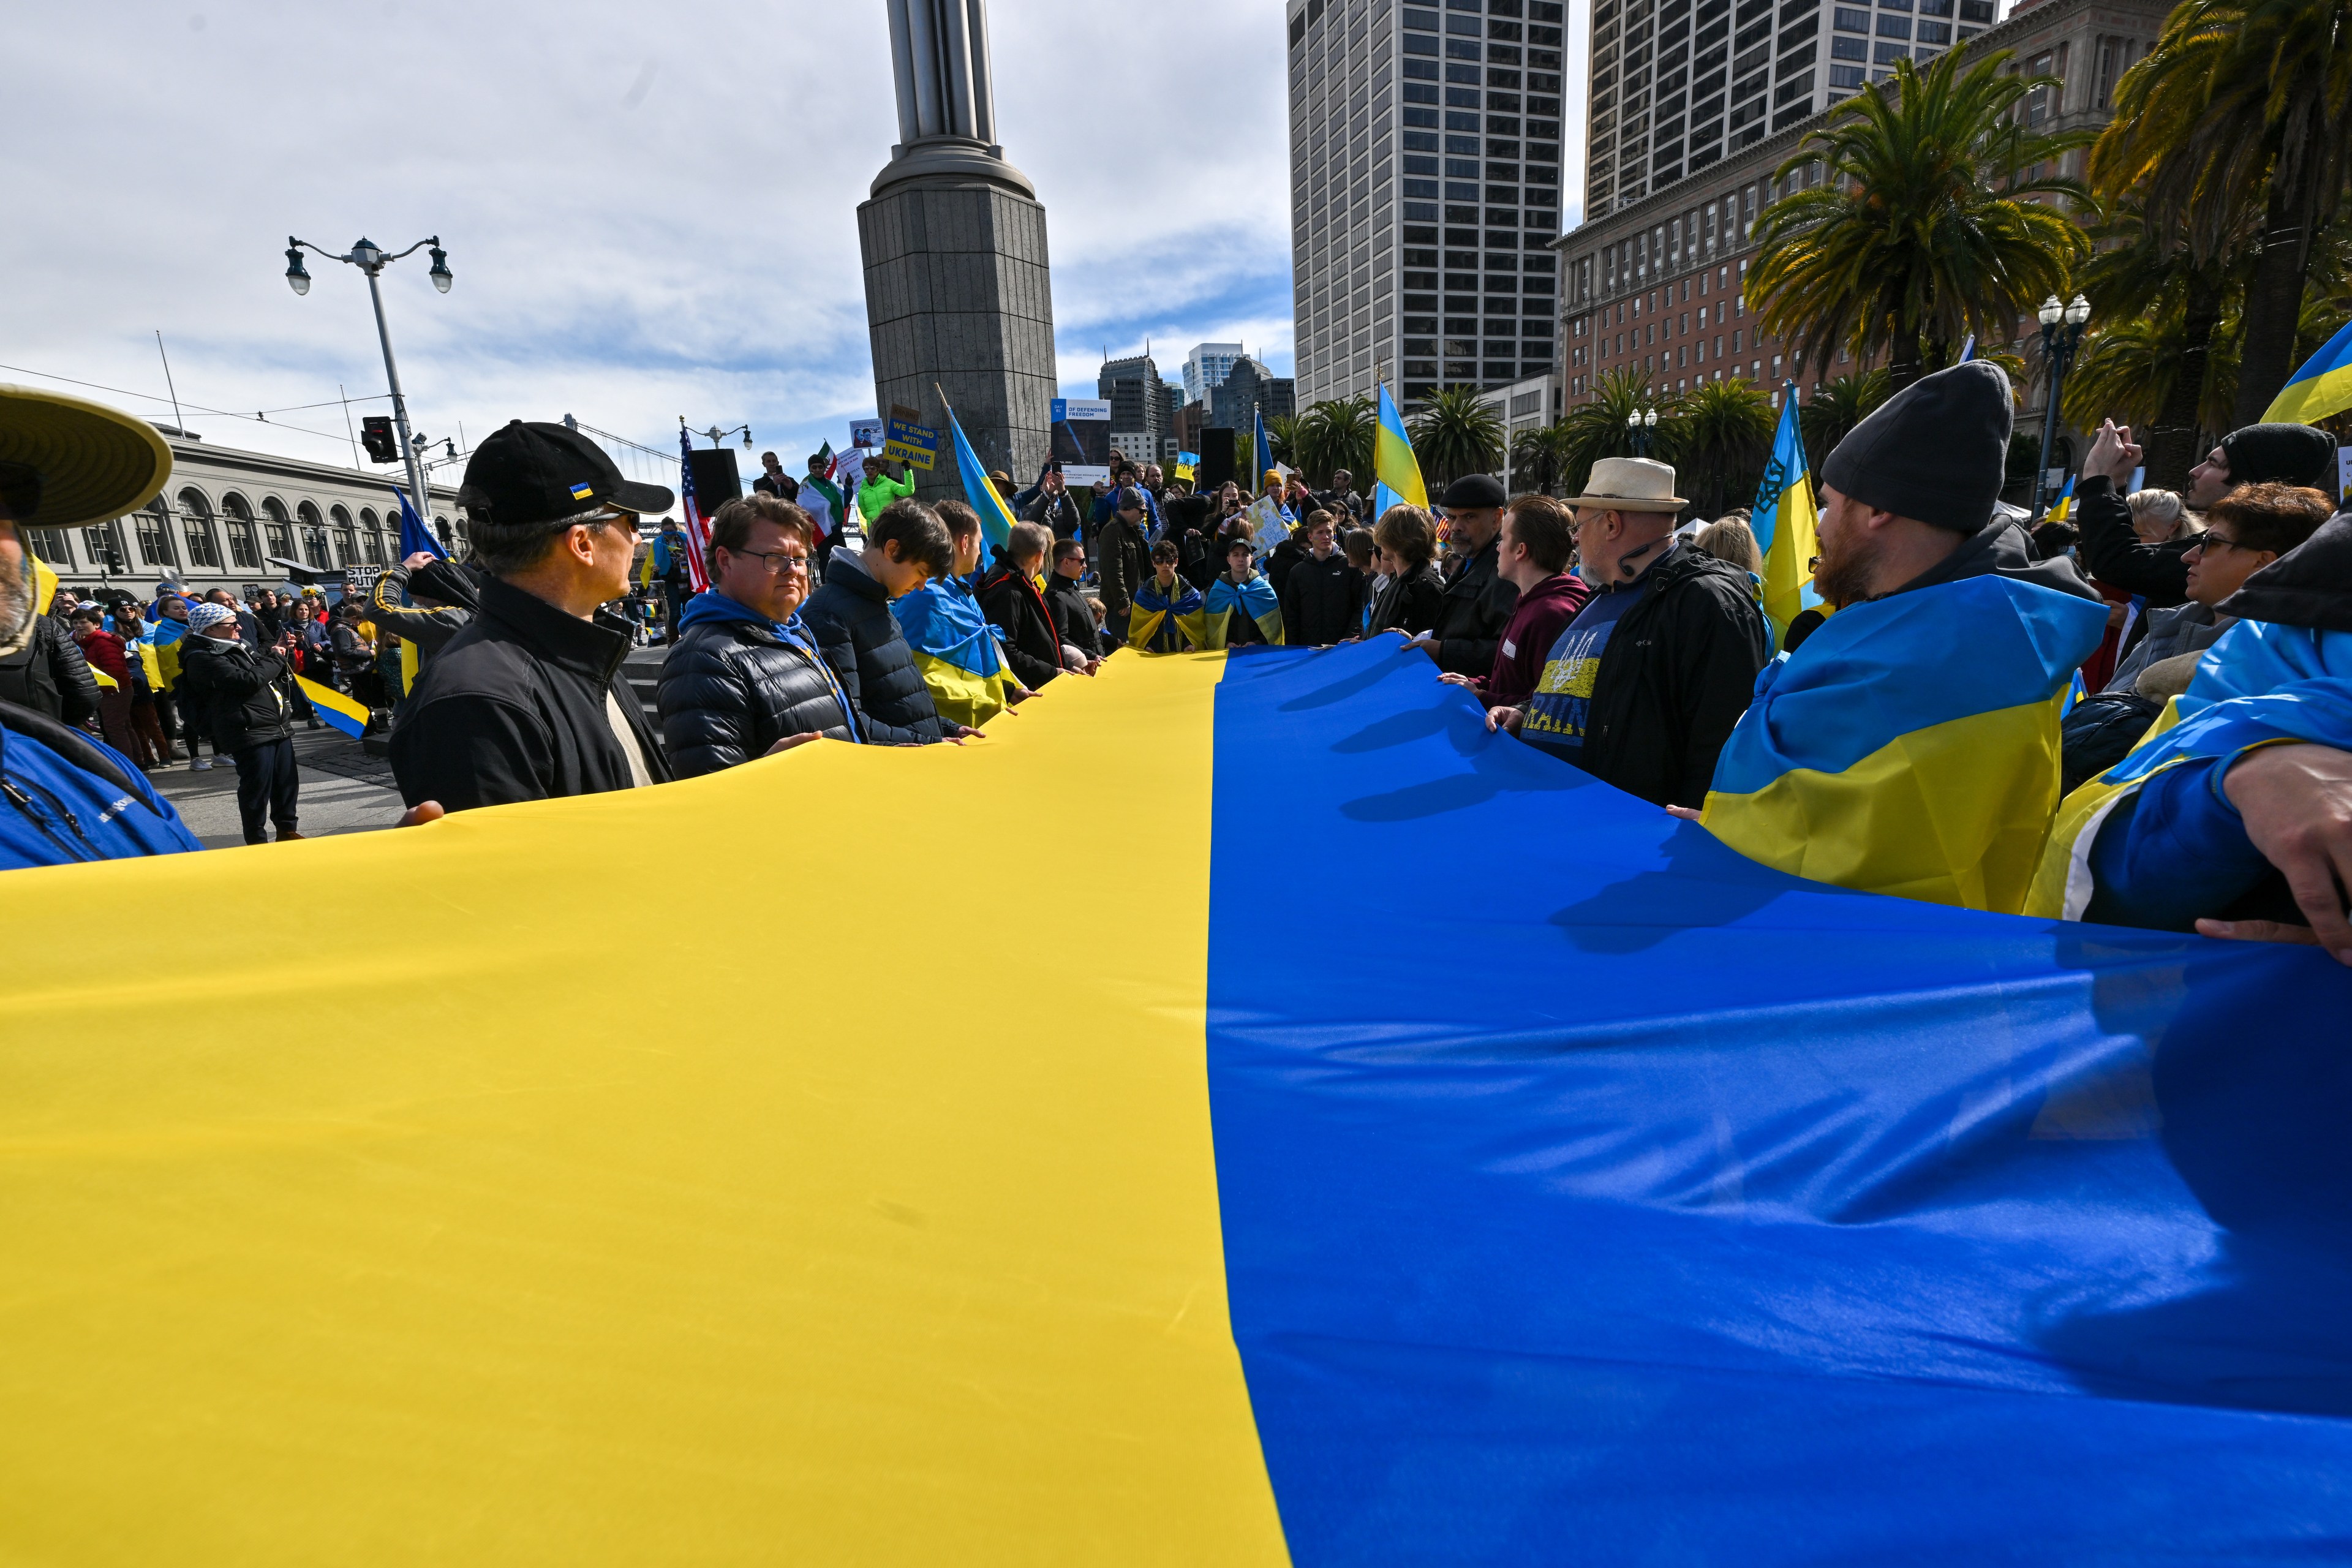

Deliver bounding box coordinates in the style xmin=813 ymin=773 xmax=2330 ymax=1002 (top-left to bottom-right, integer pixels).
xmin=390 ymin=420 xmax=676 ymax=815
xmin=1692 ymin=361 xmax=2109 ymax=913
xmin=1487 ymin=456 xmax=1771 ymax=808
xmin=2071 ymin=418 xmax=2336 ymax=609
xmin=0 ymin=384 xmax=202 ymax=868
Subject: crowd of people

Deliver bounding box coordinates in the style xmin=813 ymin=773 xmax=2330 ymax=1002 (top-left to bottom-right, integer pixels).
xmin=3 ymin=377 xmax=2346 ymax=965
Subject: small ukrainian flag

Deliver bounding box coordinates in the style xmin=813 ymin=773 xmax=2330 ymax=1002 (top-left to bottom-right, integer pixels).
xmin=296 ymin=675 xmax=371 ymax=739
xmin=2262 ymin=317 xmax=2352 ymax=427
xmin=569 ymin=481 xmax=595 ymax=502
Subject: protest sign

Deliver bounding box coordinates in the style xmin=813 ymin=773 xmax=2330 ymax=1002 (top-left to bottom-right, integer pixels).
xmin=1245 ymin=494 xmax=1292 ymax=552
xmin=1175 ymin=449 xmax=1199 ymax=483
xmin=849 ymin=418 xmax=883 ymax=451
xmin=1050 ymin=399 xmax=1112 ymax=486
xmin=885 ymin=415 xmax=938 ymax=472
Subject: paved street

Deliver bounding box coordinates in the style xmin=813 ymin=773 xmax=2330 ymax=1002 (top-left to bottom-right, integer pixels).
xmin=148 ymin=728 xmax=405 ymax=849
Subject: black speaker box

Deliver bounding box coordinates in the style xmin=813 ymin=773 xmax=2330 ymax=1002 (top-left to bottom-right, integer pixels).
xmin=1199 ymin=429 xmax=1236 ymax=490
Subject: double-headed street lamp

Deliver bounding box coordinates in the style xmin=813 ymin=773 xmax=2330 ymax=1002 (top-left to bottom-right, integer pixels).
xmin=699 ymin=424 xmax=755 ymax=451
xmin=2032 ymin=292 xmax=2092 ymax=521
xmin=1626 ymin=405 xmax=1660 ymax=458
xmin=285 ymin=235 xmax=452 ymax=524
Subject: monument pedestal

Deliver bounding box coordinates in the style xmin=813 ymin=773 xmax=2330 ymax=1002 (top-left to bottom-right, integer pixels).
xmin=858 ymin=167 xmax=1056 ymax=506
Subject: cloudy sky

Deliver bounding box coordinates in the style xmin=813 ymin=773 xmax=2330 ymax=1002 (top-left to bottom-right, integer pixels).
xmin=6 ymin=0 xmax=1586 ymax=484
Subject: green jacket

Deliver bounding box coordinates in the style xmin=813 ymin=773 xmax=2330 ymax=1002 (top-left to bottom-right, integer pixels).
xmin=856 ymin=471 xmax=914 ymax=525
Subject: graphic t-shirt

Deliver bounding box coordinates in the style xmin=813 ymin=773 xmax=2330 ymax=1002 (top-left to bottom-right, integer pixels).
xmin=1520 ymin=576 xmax=1649 ymax=760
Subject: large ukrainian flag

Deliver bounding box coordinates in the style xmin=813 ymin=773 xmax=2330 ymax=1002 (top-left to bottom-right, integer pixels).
xmin=2 ymin=642 xmax=2348 ymax=1563
xmin=1702 ymin=574 xmax=2108 ymax=911
xmin=1370 ymin=383 xmax=1427 ymax=517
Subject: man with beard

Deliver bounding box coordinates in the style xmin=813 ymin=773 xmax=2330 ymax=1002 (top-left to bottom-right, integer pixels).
xmin=1692 ymin=361 xmax=2108 ymax=913
xmin=0 ymin=385 xmax=201 ymax=868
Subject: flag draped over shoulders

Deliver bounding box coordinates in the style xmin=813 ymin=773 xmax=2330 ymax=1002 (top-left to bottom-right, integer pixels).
xmin=1129 ymin=576 xmax=1208 ymax=653
xmin=2026 ymin=620 xmax=2352 ymax=919
xmin=892 ymin=580 xmax=1011 ymax=727
xmin=1702 ymin=574 xmax=2108 ymax=912
xmin=1202 ymin=575 xmax=1285 ymax=650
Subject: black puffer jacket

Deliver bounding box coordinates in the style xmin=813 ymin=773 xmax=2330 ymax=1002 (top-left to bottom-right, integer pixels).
xmin=1581 ymin=543 xmax=1774 ymax=809
xmin=0 ymin=612 xmax=99 ymax=726
xmin=658 ymin=605 xmax=856 ymax=778
xmin=978 ymin=564 xmax=1064 ymax=688
xmin=800 ymin=551 xmax=943 ymax=745
xmin=390 ymin=574 xmax=671 ymax=812
xmin=175 ymin=633 xmax=295 ymax=752
xmin=1429 ymin=536 xmax=1521 ymax=676
xmin=1369 ymin=562 xmax=1446 ymax=636
xmin=1281 ymin=552 xmax=1365 ymax=646
xmin=1042 ymin=573 xmax=1099 ymax=655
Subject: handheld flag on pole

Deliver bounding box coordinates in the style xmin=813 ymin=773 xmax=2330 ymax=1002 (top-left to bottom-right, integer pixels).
xmin=1254 ymin=409 xmax=1275 ymax=492
xmin=295 ymin=674 xmax=370 ymax=738
xmin=1749 ymin=382 xmax=1822 ymax=637
xmin=676 ymin=424 xmax=712 ymax=594
xmin=396 ymin=488 xmax=448 ymax=563
xmin=2260 ymin=316 xmax=2352 ymax=426
xmin=1958 ymin=334 xmax=1976 ymax=363
xmin=938 ymin=390 xmax=1019 ymax=561
xmin=2047 ymin=473 xmax=2078 ymax=526
xmin=1371 ymin=383 xmax=1428 ymax=519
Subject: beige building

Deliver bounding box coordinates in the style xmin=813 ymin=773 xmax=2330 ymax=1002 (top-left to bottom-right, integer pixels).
xmin=22 ymin=430 xmax=467 ymax=600
xmin=1556 ymin=0 xmax=2169 ymax=407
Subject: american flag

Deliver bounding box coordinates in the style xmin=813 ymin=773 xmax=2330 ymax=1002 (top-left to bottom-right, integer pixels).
xmin=677 ymin=423 xmax=712 ymax=594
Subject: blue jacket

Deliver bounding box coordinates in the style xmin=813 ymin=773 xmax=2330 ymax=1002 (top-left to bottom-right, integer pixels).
xmin=0 ymin=701 xmax=202 ymax=870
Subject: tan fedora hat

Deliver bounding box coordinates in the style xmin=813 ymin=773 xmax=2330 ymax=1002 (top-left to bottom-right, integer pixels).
xmin=0 ymin=383 xmax=175 ymax=530
xmin=1566 ymin=456 xmax=1685 ymax=513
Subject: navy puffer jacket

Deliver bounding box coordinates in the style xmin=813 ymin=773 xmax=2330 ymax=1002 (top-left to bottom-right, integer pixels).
xmin=799 ymin=551 xmax=944 ymax=745
xmin=659 ymin=592 xmax=858 ymax=777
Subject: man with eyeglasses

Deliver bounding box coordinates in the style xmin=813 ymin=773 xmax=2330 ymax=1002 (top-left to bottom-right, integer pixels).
xmin=658 ymin=493 xmax=861 ymax=778
xmin=390 ymin=420 xmax=675 ymax=815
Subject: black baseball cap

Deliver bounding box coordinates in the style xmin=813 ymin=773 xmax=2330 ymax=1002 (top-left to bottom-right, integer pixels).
xmin=458 ymin=420 xmax=674 ymax=526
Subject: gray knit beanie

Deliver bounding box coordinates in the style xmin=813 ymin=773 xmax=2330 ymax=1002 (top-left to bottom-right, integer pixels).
xmin=1820 ymin=361 xmax=2013 ymax=532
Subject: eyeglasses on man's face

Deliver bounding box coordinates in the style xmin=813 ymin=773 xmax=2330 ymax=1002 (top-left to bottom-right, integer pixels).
xmin=731 ymin=546 xmax=809 ymax=574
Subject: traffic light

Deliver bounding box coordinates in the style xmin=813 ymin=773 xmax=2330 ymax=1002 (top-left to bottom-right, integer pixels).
xmin=360 ymin=416 xmax=398 ymax=463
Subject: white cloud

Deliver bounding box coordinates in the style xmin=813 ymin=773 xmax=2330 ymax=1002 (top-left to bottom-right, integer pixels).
xmin=3 ymin=0 xmax=1300 ymax=480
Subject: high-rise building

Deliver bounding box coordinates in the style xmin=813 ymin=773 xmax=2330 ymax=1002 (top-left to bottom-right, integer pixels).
xmin=1582 ymin=0 xmax=1999 ymax=222
xmin=1210 ymin=356 xmax=1298 ymax=437
xmin=1286 ymin=0 xmax=1567 ymax=410
xmin=1156 ymin=381 xmax=1185 ymax=462
xmin=1183 ymin=343 xmax=1245 ymax=407
xmin=1557 ymin=0 xmax=2165 ymax=409
xmin=1099 ymin=353 xmax=1166 ymax=464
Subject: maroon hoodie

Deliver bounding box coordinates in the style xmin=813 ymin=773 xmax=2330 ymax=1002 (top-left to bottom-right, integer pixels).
xmin=1474 ymin=573 xmax=1591 ymax=707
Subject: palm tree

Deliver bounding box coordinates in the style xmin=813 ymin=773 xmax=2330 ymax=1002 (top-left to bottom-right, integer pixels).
xmin=1510 ymin=422 xmax=1571 ymax=495
xmin=1747 ymin=50 xmax=2095 ymax=391
xmin=1408 ymin=385 xmax=1507 ymax=487
xmin=2061 ymin=308 xmax=2241 ymax=439
xmin=1675 ymin=379 xmax=1777 ymax=517
xmin=2092 ymin=0 xmax=2352 ymax=424
xmin=1797 ymin=370 xmax=1890 ymax=473
xmin=1291 ymin=396 xmax=1376 ymax=488
xmin=1555 ymin=368 xmax=1677 ymax=501
xmin=1265 ymin=413 xmax=1302 ymax=470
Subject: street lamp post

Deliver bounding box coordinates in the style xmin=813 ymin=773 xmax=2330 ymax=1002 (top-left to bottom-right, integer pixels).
xmin=2032 ymin=292 xmax=2092 ymax=521
xmin=285 ymin=235 xmax=453 ymax=524
xmin=1626 ymin=405 xmax=1660 ymax=458
xmin=700 ymin=424 xmax=755 ymax=451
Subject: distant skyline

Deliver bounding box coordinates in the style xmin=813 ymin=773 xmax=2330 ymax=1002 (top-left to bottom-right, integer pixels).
xmin=6 ymin=0 xmax=1593 ymax=490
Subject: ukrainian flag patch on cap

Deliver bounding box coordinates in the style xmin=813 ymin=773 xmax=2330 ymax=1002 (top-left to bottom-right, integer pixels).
xmin=569 ymin=482 xmax=595 ymax=501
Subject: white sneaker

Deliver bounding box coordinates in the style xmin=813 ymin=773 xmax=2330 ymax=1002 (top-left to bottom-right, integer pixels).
xmin=189 ymin=758 xmax=212 ymax=771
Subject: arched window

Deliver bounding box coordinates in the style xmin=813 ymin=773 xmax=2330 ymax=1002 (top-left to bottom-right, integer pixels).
xmin=260 ymin=497 xmax=294 ymax=561
xmin=359 ymin=507 xmax=386 ymax=565
xmin=219 ymin=493 xmax=262 ymax=571
xmin=135 ymin=500 xmax=176 ymax=567
xmin=178 ymin=489 xmax=221 ymax=569
xmin=325 ymin=504 xmax=355 ymax=567
xmin=295 ymin=501 xmax=330 ymax=568
xmin=81 ymin=521 xmax=128 ymax=575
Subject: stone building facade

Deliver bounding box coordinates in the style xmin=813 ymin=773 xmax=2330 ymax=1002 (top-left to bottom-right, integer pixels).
xmin=1555 ymin=0 xmax=2169 ymax=409
xmin=23 ymin=431 xmax=465 ymax=600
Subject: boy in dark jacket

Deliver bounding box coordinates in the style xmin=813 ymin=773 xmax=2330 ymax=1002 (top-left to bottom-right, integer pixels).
xmin=1278 ymin=512 xmax=1365 ymax=646
xmin=800 ymin=498 xmax=956 ymax=745
xmin=1440 ymin=494 xmax=1590 ymax=707
xmin=176 ymin=601 xmax=303 ymax=842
